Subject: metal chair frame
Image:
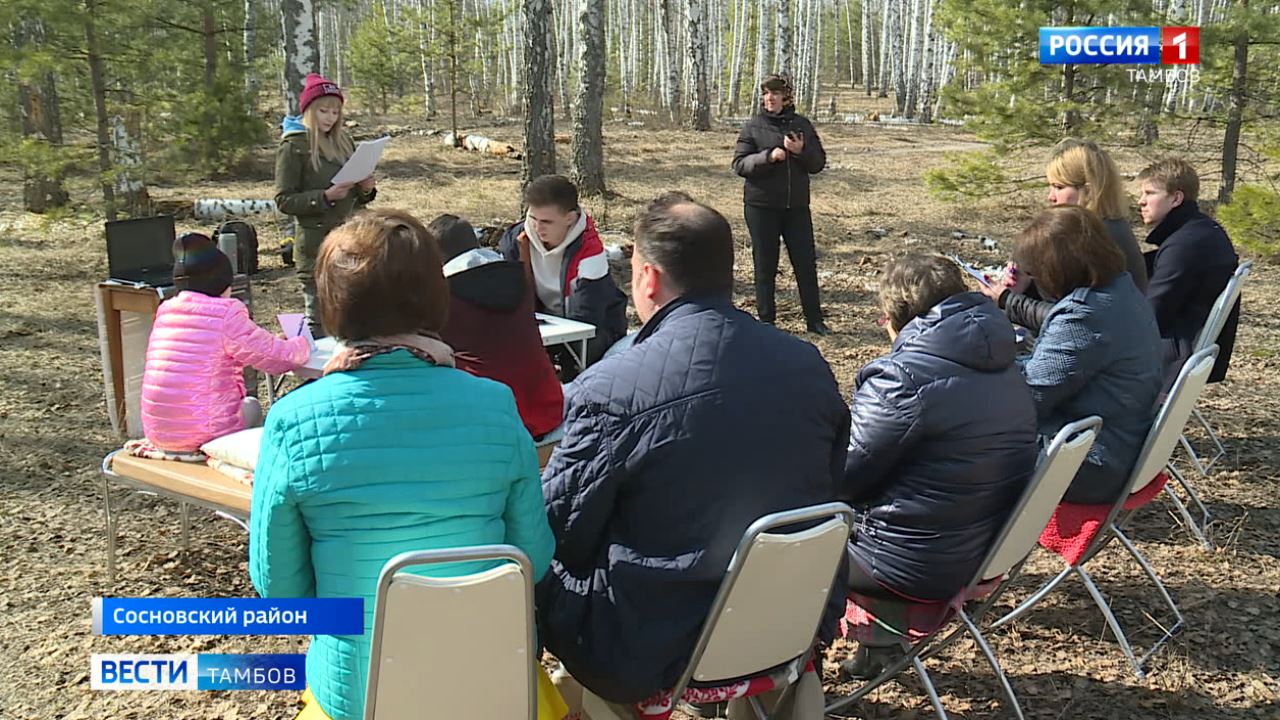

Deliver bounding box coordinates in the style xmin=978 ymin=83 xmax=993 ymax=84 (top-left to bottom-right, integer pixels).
xmin=825 ymin=417 xmax=1102 ymax=720
xmin=992 ymin=347 xmax=1220 ymax=679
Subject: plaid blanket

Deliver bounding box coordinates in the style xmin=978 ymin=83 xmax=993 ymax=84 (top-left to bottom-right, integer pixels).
xmin=1038 ymin=472 xmax=1169 ymax=565
xmin=122 ymin=438 xmax=206 ymax=463
xmin=627 ymin=659 xmax=816 ymax=719
xmin=840 ymin=578 xmax=1002 ymax=646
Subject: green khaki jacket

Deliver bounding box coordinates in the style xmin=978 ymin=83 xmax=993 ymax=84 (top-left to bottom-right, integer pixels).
xmin=274 ymin=132 xmax=376 ymax=231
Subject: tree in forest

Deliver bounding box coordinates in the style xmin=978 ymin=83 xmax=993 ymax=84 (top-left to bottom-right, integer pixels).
xmin=12 ymin=18 xmax=71 ymax=213
xmin=281 ymin=0 xmax=319 ymax=114
xmin=524 ymin=0 xmax=556 ymax=183
xmin=688 ymin=0 xmax=712 ymax=129
xmin=571 ymin=0 xmax=607 ymax=193
xmin=349 ymin=3 xmax=419 ymax=114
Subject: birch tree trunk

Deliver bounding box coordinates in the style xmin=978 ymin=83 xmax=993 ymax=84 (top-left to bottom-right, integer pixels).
xmin=903 ymin=0 xmax=921 ymax=117
xmin=280 ymin=0 xmax=318 ymax=114
xmin=524 ymin=0 xmax=557 ymax=182
xmin=244 ymin=0 xmax=258 ymax=99
xmin=111 ymin=89 xmax=150 ymax=217
xmin=727 ymin=0 xmax=748 ymax=115
xmin=688 ymin=0 xmax=711 ymax=129
xmin=662 ymin=0 xmax=682 ymax=122
xmin=877 ymin=0 xmax=891 ymax=98
xmin=571 ymin=0 xmax=607 ymax=192
xmin=752 ymin=0 xmax=774 ymax=107
xmin=775 ymin=0 xmax=792 ymax=77
xmin=862 ymin=0 xmax=872 ymax=94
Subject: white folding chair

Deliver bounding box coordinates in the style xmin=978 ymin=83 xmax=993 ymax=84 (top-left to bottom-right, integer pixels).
xmin=825 ymin=416 xmax=1101 ymax=720
xmin=364 ymin=545 xmax=537 ymax=720
xmin=581 ymin=502 xmax=854 ymax=720
xmin=1170 ymin=261 xmax=1251 ymax=546
xmin=993 ymin=346 xmax=1219 ymax=678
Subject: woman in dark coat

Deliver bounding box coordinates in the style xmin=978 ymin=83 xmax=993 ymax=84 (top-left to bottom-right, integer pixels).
xmin=844 ymin=254 xmax=1038 ymax=603
xmin=732 ymin=74 xmax=830 ymax=335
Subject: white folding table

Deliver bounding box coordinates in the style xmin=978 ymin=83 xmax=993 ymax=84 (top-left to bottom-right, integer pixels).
xmin=265 ymin=313 xmax=596 ymax=402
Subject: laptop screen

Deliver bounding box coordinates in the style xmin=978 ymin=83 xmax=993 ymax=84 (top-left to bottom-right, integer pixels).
xmin=105 ymin=216 xmax=176 ymax=280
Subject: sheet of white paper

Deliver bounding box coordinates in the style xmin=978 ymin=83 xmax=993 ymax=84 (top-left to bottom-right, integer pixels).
xmin=278 ymin=313 xmax=316 ymax=351
xmin=330 ymin=136 xmax=390 ymax=186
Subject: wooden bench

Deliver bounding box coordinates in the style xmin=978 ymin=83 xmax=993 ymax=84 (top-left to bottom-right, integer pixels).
xmin=101 ymin=451 xmax=252 ymax=584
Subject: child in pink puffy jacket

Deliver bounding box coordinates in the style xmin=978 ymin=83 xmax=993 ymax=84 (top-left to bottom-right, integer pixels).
xmin=141 ymin=232 xmax=312 ymax=453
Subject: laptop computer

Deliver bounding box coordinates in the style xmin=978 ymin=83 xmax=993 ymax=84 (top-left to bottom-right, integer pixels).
xmin=106 ymin=216 xmax=176 ymax=286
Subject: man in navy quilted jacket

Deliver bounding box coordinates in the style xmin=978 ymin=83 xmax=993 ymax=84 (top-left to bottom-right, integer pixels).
xmin=538 ymin=192 xmax=850 ymax=710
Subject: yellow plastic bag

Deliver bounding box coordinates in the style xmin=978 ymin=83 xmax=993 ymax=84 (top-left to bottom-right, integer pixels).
xmin=537 ymin=663 xmax=571 ymax=720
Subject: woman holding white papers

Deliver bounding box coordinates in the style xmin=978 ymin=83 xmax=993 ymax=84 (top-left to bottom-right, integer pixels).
xmin=274 ymin=74 xmax=377 ymax=336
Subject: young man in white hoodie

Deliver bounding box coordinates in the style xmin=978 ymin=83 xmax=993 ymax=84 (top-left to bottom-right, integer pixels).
xmin=498 ymin=175 xmax=628 ymax=371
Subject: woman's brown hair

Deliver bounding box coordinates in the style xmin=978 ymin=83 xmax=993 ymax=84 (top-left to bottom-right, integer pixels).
xmin=317 ymin=209 xmax=449 ymax=340
xmin=1012 ymin=206 xmax=1125 ymax=301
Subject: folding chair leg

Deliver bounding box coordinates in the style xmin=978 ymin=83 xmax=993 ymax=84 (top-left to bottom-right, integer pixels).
xmin=823 ymin=642 xmax=927 ymax=714
xmin=911 ymin=655 xmax=950 ymax=720
xmin=991 ymin=566 xmax=1073 ymax=629
xmin=747 ymin=694 xmax=769 ymax=720
xmin=179 ymin=502 xmax=191 ymax=550
xmin=102 ymin=474 xmax=117 ymax=585
xmin=1075 ymin=564 xmax=1147 ymax=678
xmin=1162 ymin=482 xmax=1212 ymax=550
xmin=958 ymin=611 xmax=1025 ymax=720
xmin=1114 ymin=527 xmax=1185 ymax=671
xmin=1182 ymin=407 xmax=1223 ymax=474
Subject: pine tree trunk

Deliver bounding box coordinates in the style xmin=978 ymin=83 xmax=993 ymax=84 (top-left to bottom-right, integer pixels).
xmin=203 ymin=2 xmax=218 ymax=90
xmin=571 ymin=0 xmax=607 ymax=192
xmin=688 ymin=0 xmax=711 ymax=129
xmin=16 ymin=19 xmax=70 ymax=213
xmin=1218 ymin=0 xmax=1249 ymax=205
xmin=280 ymin=0 xmax=318 ymax=114
xmin=524 ymin=0 xmax=556 ymax=182
xmin=83 ymin=0 xmax=118 ymax=218
xmin=244 ymin=0 xmax=258 ymax=99
xmin=662 ymin=0 xmax=682 ymax=122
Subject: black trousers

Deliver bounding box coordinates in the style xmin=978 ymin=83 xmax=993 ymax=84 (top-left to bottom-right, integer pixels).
xmin=744 ymin=204 xmax=824 ymax=326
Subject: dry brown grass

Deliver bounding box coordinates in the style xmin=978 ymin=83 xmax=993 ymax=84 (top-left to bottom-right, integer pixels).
xmin=1 ymin=114 xmax=1278 ymax=719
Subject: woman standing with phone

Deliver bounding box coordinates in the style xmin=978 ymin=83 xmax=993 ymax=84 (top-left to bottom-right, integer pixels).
xmin=732 ymin=74 xmax=830 ymax=335
xmin=275 ymin=74 xmax=377 ymax=336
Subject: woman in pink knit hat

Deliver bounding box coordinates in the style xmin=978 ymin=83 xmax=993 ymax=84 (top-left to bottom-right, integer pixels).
xmin=274 ymin=74 xmax=377 ymax=335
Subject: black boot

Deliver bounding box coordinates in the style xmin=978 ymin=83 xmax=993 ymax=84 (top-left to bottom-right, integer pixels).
xmin=807 ymin=320 xmax=833 ymax=336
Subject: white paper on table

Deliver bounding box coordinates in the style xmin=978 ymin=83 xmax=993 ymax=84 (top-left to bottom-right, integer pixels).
xmin=330 ymin=136 xmax=390 ymax=186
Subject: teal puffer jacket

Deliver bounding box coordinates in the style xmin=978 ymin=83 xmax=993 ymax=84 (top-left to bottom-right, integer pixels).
xmin=249 ymin=350 xmax=555 ymax=720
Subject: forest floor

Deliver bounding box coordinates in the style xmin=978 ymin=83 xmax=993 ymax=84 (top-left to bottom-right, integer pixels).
xmin=1 ymin=102 xmax=1278 ymax=718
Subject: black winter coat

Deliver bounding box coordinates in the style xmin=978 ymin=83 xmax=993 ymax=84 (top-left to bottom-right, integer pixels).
xmin=538 ymin=294 xmax=851 ymax=703
xmin=732 ymin=107 xmax=826 ymax=208
xmin=844 ymin=293 xmax=1039 ymax=602
xmin=1144 ymin=201 xmax=1239 ymax=389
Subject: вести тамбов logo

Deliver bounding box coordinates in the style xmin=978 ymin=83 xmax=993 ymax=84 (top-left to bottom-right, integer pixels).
xmin=1039 ymin=26 xmax=1201 ymax=84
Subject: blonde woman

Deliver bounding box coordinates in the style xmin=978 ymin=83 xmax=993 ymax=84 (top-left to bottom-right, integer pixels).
xmin=986 ymin=139 xmax=1147 ymax=331
xmin=274 ymin=74 xmax=376 ymax=334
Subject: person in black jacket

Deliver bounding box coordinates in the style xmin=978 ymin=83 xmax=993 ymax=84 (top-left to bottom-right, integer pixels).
xmin=844 ymin=254 xmax=1038 ymax=604
xmin=732 ymin=74 xmax=831 ymax=335
xmin=1137 ymin=158 xmax=1239 ymax=392
xmin=539 ymin=192 xmax=849 ymax=713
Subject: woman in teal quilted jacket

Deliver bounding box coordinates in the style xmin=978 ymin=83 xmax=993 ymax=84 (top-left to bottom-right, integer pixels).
xmin=249 ymin=209 xmax=556 ymax=720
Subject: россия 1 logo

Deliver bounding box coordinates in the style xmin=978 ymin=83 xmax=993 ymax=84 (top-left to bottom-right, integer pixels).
xmin=1039 ymin=26 xmax=1200 ymax=65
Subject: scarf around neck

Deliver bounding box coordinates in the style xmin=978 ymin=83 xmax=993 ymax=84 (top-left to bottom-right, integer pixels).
xmin=322 ymin=333 xmax=456 ymax=376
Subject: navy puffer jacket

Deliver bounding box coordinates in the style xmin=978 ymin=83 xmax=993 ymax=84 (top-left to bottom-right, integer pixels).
xmin=538 ymin=294 xmax=850 ymax=703
xmin=844 ymin=293 xmax=1039 ymax=602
